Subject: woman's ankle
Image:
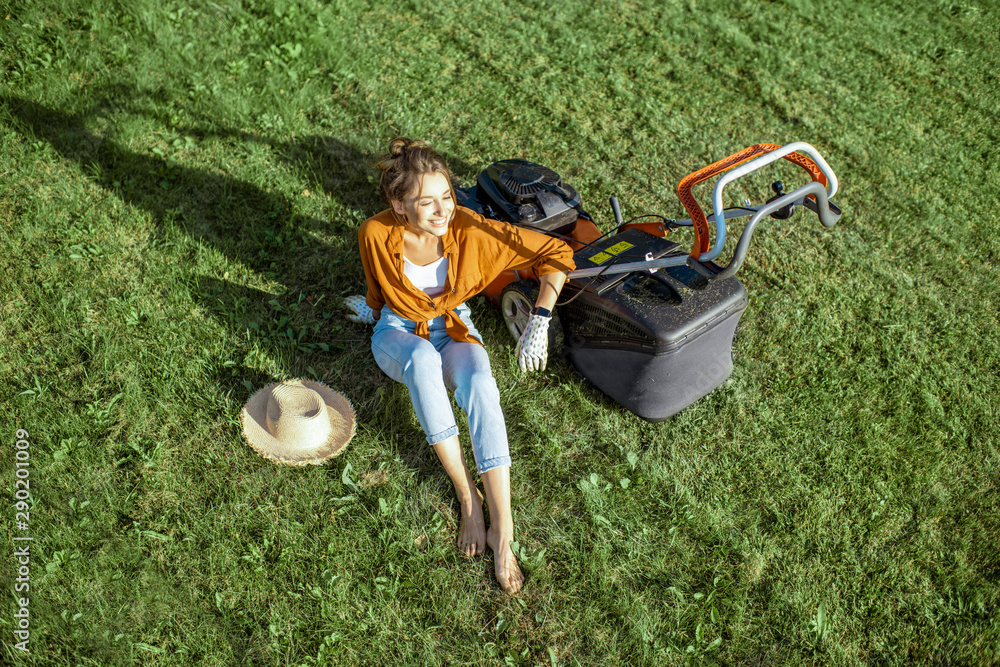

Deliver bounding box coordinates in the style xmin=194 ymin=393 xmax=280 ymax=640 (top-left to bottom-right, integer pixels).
xmin=487 ymin=523 xmax=515 ymax=545
xmin=455 ymin=482 xmax=483 ymax=506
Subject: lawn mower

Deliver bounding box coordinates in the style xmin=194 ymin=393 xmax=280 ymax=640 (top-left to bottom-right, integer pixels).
xmin=455 ymin=142 xmax=843 ymax=422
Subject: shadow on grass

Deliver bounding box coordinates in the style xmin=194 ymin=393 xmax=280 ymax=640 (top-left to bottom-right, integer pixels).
xmin=2 ymin=92 xmax=478 ymax=476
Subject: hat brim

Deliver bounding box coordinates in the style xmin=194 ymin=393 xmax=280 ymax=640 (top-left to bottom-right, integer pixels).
xmin=241 ymin=379 xmax=356 ymax=466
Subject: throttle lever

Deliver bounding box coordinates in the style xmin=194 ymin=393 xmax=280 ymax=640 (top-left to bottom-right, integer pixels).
xmin=766 ymin=181 xmax=796 ymax=220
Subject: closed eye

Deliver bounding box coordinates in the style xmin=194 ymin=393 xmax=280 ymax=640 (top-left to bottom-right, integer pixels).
xmin=420 ymin=195 xmax=453 ymax=206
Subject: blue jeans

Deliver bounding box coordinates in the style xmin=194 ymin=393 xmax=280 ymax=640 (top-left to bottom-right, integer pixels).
xmin=371 ymin=304 xmax=511 ymax=474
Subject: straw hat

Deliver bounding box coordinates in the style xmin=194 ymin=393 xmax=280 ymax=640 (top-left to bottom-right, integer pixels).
xmin=241 ymin=379 xmax=355 ymax=465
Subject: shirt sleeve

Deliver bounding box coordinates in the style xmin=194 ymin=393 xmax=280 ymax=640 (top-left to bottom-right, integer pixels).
xmin=491 ymin=218 xmax=576 ymax=277
xmin=358 ymin=220 xmax=386 ymax=312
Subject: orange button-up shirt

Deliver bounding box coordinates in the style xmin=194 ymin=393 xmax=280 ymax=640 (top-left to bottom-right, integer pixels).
xmin=359 ymin=206 xmax=576 ymax=344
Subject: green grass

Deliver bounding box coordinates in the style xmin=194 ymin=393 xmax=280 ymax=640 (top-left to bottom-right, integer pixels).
xmin=2 ymin=0 xmax=999 ymax=664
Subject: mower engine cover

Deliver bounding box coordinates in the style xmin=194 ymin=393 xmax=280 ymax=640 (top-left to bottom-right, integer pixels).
xmin=464 ymin=159 xmax=582 ymax=233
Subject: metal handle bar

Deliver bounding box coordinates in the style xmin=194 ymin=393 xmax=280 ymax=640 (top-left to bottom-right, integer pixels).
xmin=677 ymin=142 xmax=838 ymax=263
xmin=566 ymin=186 xmax=841 ymax=282
xmin=711 ymin=181 xmax=842 ymax=280
xmin=707 ymin=142 xmax=837 ymax=260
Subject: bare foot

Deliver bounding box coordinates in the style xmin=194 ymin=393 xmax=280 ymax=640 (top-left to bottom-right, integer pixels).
xmin=457 ymin=488 xmax=486 ymax=557
xmin=487 ymin=526 xmax=525 ymax=594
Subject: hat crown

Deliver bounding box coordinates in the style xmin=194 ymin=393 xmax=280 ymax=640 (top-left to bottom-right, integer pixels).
xmin=265 ymin=381 xmax=332 ymax=449
xmin=241 ymin=378 xmax=355 ymax=465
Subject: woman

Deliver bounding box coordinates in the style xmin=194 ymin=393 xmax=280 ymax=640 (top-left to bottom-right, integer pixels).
xmin=344 ymin=138 xmax=574 ymax=593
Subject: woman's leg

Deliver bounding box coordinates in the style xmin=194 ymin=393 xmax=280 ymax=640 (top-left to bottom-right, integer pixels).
xmin=482 ymin=465 xmax=524 ymax=594
xmin=371 ymin=328 xmax=485 ymax=555
xmin=439 ymin=342 xmax=510 ymax=472
xmin=371 ymin=328 xmax=459 ymax=445
xmin=440 ymin=341 xmax=523 ymax=593
xmin=432 ymin=436 xmax=486 ymax=557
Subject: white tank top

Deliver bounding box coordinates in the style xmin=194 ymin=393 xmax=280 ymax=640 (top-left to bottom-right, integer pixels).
xmin=403 ymin=256 xmax=449 ymax=297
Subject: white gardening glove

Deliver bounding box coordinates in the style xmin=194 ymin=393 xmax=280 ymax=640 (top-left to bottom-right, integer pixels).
xmin=515 ymin=312 xmax=551 ymax=372
xmin=343 ymin=295 xmax=376 ymax=325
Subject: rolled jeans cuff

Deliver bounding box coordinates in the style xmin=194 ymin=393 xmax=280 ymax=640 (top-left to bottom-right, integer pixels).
xmin=478 ymin=454 xmax=511 ymax=474
xmin=426 ymin=425 xmax=459 ymax=446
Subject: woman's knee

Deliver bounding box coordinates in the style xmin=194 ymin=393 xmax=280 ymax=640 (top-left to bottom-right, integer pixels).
xmin=454 ymin=370 xmax=501 ymax=409
xmin=373 ymin=332 xmax=443 ymax=384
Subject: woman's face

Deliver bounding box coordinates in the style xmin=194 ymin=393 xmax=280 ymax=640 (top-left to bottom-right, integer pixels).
xmin=391 ymin=172 xmax=455 ymax=239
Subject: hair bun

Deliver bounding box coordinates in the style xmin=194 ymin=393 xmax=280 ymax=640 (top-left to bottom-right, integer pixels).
xmin=388 ymin=137 xmax=409 ymax=158
xmin=388 ymin=137 xmax=430 ymax=159
xmin=389 ymin=137 xmax=410 ymax=157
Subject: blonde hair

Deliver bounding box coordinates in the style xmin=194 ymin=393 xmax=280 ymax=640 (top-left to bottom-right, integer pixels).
xmin=376 ymin=138 xmax=454 ymax=206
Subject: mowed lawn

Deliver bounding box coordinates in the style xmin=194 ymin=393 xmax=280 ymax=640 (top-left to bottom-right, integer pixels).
xmin=2 ymin=0 xmax=999 ymax=665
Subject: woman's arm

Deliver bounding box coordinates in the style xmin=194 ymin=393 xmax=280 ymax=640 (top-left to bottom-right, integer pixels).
xmin=358 ymin=218 xmax=387 ymax=313
xmin=535 ymin=270 xmax=567 ymax=312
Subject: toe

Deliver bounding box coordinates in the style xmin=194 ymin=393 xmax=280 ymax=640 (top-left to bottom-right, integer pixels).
xmin=510 ymin=568 xmax=525 ymax=593
xmin=502 ymin=571 xmax=524 ymax=594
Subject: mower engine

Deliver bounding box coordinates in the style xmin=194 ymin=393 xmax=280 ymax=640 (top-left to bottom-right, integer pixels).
xmin=457 ymin=159 xmax=582 ymax=232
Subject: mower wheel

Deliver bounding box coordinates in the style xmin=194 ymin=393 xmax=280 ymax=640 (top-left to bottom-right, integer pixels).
xmin=500 ymin=281 xmax=560 ymax=350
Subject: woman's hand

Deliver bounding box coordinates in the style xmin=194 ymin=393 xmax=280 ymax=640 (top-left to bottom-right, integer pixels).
xmin=515 ymin=312 xmax=551 ymax=372
xmin=514 ymin=270 xmax=566 ymax=372
xmin=344 ymin=295 xmax=378 ymax=325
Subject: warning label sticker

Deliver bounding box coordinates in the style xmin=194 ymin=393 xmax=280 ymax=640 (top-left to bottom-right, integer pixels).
xmin=588 ymin=241 xmax=634 ymax=265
